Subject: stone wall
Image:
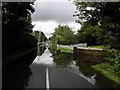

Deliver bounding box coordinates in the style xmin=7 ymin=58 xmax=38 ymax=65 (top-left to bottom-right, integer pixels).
xmin=57 ymin=43 xmax=87 ymax=50
xmin=73 ymin=47 xmax=106 ymax=62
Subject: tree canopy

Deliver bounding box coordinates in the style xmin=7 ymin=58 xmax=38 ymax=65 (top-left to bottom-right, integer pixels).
xmin=74 ymin=1 xmax=120 ymax=49
xmin=51 ymin=24 xmax=76 ymax=45
xmin=2 ymin=2 xmax=35 ymax=33
xmin=2 ymin=2 xmax=38 ymax=56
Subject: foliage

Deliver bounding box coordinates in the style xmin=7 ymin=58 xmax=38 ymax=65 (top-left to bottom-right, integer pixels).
xmin=105 ymin=49 xmax=120 ymax=75
xmin=51 ymin=24 xmax=77 ymax=45
xmin=74 ymin=1 xmax=120 ymax=24
xmin=2 ymin=2 xmax=35 ymax=33
xmin=49 ymin=36 xmax=57 ymax=54
xmin=40 ymin=32 xmax=47 ymax=42
xmin=92 ymin=63 xmax=120 ymax=85
xmin=2 ymin=2 xmax=38 ymax=56
xmin=73 ymin=1 xmax=120 ymax=85
xmin=77 ymin=23 xmax=106 ymax=46
xmin=58 ymin=47 xmax=73 ymax=53
xmin=74 ymin=1 xmax=120 ymax=49
xmin=32 ymin=31 xmax=47 ymax=42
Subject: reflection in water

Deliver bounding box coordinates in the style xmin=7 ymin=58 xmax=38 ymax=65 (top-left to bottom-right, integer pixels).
xmin=33 ymin=48 xmax=54 ymax=65
xmin=2 ymin=49 xmax=37 ymax=89
xmin=52 ymin=51 xmax=97 ymax=85
xmin=75 ymin=55 xmax=120 ymax=88
xmin=94 ymin=72 xmax=120 ymax=88
xmin=52 ymin=52 xmax=73 ymax=67
xmin=2 ymin=47 xmax=120 ymax=88
xmin=52 ymin=51 xmax=120 ymax=88
xmin=3 ymin=46 xmax=46 ymax=89
xmin=75 ymin=59 xmax=98 ymax=86
xmin=75 ymin=59 xmax=97 ymax=77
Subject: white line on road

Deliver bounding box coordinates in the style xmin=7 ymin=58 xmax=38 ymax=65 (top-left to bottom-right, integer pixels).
xmin=46 ymin=67 xmax=50 ymax=90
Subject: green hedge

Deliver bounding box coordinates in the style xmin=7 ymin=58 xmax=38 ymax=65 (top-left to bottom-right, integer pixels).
xmin=105 ymin=49 xmax=120 ymax=75
xmin=3 ymin=27 xmax=38 ymax=56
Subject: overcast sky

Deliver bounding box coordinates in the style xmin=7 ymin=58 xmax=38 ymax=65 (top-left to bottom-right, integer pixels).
xmin=31 ymin=0 xmax=81 ymax=38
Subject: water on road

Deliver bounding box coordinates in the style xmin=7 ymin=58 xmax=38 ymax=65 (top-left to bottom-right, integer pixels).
xmin=3 ymin=46 xmax=120 ymax=89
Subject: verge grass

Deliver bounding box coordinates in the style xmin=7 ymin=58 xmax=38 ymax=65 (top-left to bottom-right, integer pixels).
xmin=89 ymin=45 xmax=109 ymax=49
xmin=58 ymin=47 xmax=73 ymax=53
xmin=92 ymin=63 xmax=120 ymax=85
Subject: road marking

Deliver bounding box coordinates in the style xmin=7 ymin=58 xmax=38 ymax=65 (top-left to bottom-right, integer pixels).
xmin=46 ymin=67 xmax=50 ymax=89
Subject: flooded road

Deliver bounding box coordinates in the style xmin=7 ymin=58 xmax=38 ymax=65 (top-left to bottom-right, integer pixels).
xmin=27 ymin=48 xmax=95 ymax=88
xmin=3 ymin=46 xmax=120 ymax=89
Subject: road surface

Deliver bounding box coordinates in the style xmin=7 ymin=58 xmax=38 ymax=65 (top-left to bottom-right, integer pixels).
xmin=27 ymin=48 xmax=96 ymax=88
xmin=3 ymin=47 xmax=119 ymax=89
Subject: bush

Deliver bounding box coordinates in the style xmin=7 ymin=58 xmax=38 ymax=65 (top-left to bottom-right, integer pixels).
xmin=49 ymin=39 xmax=57 ymax=54
xmin=105 ymin=49 xmax=120 ymax=75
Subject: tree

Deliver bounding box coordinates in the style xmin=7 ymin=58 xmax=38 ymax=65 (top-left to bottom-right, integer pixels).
xmin=53 ymin=24 xmax=76 ymax=45
xmin=77 ymin=21 xmax=106 ymax=46
xmin=2 ymin=2 xmax=35 ymax=33
xmin=74 ymin=1 xmax=120 ymax=49
xmin=2 ymin=2 xmax=38 ymax=56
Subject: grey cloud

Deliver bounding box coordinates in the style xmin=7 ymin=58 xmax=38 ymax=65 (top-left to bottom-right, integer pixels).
xmin=31 ymin=1 xmax=76 ymax=23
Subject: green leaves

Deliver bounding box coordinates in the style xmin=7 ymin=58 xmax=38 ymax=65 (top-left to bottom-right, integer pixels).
xmin=74 ymin=1 xmax=120 ymax=49
xmin=2 ymin=2 xmax=35 ymax=33
xmin=105 ymin=49 xmax=120 ymax=75
xmin=77 ymin=22 xmax=106 ymax=46
xmin=52 ymin=25 xmax=77 ymax=45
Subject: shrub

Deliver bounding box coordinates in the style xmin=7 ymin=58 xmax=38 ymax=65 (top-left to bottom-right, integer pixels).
xmin=105 ymin=49 xmax=120 ymax=75
xmin=49 ymin=39 xmax=57 ymax=54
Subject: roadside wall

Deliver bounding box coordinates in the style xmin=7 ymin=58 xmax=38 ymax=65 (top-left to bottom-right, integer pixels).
xmin=57 ymin=43 xmax=87 ymax=50
xmin=73 ymin=47 xmax=106 ymax=62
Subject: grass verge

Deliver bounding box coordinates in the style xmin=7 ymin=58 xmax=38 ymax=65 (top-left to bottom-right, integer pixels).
xmin=89 ymin=45 xmax=109 ymax=49
xmin=58 ymin=47 xmax=73 ymax=53
xmin=92 ymin=63 xmax=120 ymax=85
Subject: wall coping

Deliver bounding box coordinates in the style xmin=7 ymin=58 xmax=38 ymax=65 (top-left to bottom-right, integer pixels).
xmin=77 ymin=47 xmax=104 ymax=51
